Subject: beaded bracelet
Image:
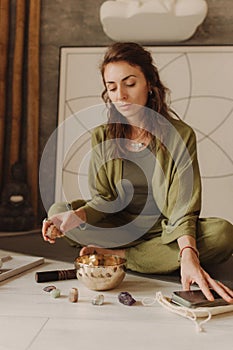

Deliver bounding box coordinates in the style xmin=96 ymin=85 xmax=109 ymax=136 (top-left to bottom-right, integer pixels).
xmin=178 ymin=246 xmax=199 ymax=262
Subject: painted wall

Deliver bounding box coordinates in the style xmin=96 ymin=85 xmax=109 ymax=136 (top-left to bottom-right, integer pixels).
xmin=39 ymin=0 xmax=233 ymax=216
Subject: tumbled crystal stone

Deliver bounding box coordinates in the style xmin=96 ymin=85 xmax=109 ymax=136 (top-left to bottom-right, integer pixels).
xmin=118 ymin=291 xmax=136 ymax=306
xmin=69 ymin=287 xmax=78 ymax=303
xmin=43 ymin=285 xmax=56 ymax=293
xmin=92 ymin=294 xmax=104 ymax=305
xmin=50 ymin=288 xmax=61 ymax=298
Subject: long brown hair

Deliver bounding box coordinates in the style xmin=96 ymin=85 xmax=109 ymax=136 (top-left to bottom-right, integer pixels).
xmin=100 ymin=42 xmax=174 ymax=154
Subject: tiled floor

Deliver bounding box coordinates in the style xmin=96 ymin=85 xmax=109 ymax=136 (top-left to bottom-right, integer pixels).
xmin=0 ymin=249 xmax=233 ymax=350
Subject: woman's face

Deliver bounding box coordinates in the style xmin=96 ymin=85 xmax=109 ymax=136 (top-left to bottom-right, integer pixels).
xmin=104 ymin=61 xmax=149 ymax=123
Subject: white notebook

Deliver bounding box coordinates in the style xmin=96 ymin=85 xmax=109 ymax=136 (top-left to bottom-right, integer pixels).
xmin=0 ymin=254 xmax=44 ymax=282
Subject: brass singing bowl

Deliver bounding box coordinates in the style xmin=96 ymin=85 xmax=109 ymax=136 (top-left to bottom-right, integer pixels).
xmin=74 ymin=254 xmax=127 ymax=291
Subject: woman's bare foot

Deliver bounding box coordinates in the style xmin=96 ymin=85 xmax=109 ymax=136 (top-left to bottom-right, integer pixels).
xmin=80 ymin=245 xmax=125 ymax=258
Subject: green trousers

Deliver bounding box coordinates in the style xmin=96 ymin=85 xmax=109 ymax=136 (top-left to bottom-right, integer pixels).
xmin=48 ymin=202 xmax=233 ymax=274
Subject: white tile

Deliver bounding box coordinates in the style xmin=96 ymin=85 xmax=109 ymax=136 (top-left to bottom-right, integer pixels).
xmin=28 ymin=315 xmax=233 ymax=350
xmin=0 ymin=316 xmax=47 ymax=350
xmin=0 ymin=250 xmax=232 ymax=350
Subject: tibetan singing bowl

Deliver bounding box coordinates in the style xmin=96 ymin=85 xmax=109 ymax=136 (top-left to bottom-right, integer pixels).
xmin=74 ymin=254 xmax=127 ymax=291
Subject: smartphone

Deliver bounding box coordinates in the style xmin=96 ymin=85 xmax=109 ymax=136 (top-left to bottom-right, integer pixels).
xmin=171 ymin=289 xmax=229 ymax=308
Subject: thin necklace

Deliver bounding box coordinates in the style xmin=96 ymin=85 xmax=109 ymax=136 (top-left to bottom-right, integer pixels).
xmin=130 ymin=141 xmax=145 ymax=151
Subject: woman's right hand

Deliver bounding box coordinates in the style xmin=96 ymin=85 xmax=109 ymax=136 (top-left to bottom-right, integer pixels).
xmin=42 ymin=219 xmax=58 ymax=244
xmin=42 ymin=209 xmax=86 ymax=244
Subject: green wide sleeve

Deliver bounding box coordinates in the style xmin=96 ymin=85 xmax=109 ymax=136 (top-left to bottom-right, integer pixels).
xmin=158 ymin=121 xmax=202 ymax=244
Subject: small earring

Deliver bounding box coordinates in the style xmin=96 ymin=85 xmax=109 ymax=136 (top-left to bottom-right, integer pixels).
xmin=149 ymin=90 xmax=153 ymax=96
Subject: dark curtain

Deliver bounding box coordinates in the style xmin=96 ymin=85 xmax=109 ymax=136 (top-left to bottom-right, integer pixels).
xmin=0 ymin=0 xmax=41 ymax=231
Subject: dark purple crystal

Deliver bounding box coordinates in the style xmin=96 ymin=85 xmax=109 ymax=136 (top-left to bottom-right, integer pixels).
xmin=118 ymin=291 xmax=136 ymax=306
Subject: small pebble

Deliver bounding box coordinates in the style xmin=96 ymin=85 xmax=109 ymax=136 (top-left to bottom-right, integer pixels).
xmin=46 ymin=224 xmax=64 ymax=239
xmin=69 ymin=287 xmax=79 ymax=303
xmin=92 ymin=294 xmax=104 ymax=306
xmin=118 ymin=292 xmax=136 ymax=306
xmin=50 ymin=288 xmax=61 ymax=298
xmin=43 ymin=285 xmax=56 ymax=293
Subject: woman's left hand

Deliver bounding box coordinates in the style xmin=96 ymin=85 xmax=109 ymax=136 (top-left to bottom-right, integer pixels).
xmin=180 ymin=248 xmax=233 ymax=303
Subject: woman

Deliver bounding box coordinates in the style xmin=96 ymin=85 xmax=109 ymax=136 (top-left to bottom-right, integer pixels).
xmin=42 ymin=42 xmax=233 ymax=303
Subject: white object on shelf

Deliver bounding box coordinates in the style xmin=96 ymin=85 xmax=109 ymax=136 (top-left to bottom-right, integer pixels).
xmin=100 ymin=0 xmax=208 ymax=42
